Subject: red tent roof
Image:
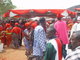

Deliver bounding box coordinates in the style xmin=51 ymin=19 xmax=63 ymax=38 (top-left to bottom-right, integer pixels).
xmin=75 ymin=8 xmax=80 ymax=10
xmin=10 ymin=10 xmax=30 ymax=15
xmin=3 ymin=9 xmax=76 ymax=18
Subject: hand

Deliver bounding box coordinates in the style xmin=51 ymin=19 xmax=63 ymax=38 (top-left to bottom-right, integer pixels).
xmin=25 ymin=50 xmax=31 ymax=56
xmin=43 ymin=51 xmax=45 ymax=56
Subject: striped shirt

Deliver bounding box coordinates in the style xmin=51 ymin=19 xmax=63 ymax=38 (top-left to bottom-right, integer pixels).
xmin=65 ymin=46 xmax=80 ymax=60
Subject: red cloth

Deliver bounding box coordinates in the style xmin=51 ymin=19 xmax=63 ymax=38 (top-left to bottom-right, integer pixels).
xmin=0 ymin=26 xmax=3 ymax=31
xmin=6 ymin=27 xmax=12 ymax=46
xmin=6 ymin=32 xmax=12 ymax=46
xmin=33 ymin=9 xmax=48 ymax=14
xmin=1 ymin=31 xmax=6 ymax=45
xmin=11 ymin=10 xmax=30 ymax=15
xmin=31 ymin=21 xmax=38 ymax=29
xmin=25 ymin=22 xmax=30 ymax=27
xmin=55 ymin=38 xmax=62 ymax=60
xmin=6 ymin=23 xmax=11 ymax=28
xmin=11 ymin=27 xmax=22 ymax=34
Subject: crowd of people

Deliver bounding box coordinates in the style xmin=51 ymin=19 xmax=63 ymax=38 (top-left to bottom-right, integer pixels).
xmin=0 ymin=16 xmax=80 ymax=60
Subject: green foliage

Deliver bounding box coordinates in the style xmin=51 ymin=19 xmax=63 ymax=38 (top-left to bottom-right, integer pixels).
xmin=0 ymin=0 xmax=16 ymax=15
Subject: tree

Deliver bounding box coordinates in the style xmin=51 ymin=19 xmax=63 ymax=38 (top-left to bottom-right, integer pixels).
xmin=0 ymin=0 xmax=16 ymax=15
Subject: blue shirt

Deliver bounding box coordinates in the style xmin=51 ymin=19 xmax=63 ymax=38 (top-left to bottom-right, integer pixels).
xmin=23 ymin=29 xmax=31 ymax=49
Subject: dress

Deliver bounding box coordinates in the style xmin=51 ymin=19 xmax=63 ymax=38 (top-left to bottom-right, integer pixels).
xmin=11 ymin=26 xmax=22 ymax=48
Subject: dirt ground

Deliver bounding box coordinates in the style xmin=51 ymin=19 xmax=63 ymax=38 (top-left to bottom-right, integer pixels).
xmin=0 ymin=46 xmax=27 ymax=60
xmin=0 ymin=45 xmax=71 ymax=60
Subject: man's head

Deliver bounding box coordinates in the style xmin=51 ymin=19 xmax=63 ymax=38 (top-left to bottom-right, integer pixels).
xmin=70 ymin=31 xmax=80 ymax=50
xmin=38 ymin=17 xmax=46 ymax=30
xmin=46 ymin=27 xmax=56 ymax=39
xmin=39 ymin=17 xmax=46 ymax=25
xmin=57 ymin=17 xmax=62 ymax=21
xmin=51 ymin=19 xmax=55 ymax=24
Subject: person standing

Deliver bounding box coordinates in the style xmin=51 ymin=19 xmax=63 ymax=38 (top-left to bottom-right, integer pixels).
xmin=11 ymin=23 xmax=22 ymax=48
xmin=54 ymin=17 xmax=69 ymax=58
xmin=32 ymin=17 xmax=47 ymax=60
xmin=23 ymin=22 xmax=31 ymax=57
xmin=44 ymin=27 xmax=62 ymax=60
xmin=5 ymin=23 xmax=12 ymax=47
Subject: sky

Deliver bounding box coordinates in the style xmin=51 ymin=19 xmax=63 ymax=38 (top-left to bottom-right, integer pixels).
xmin=11 ymin=0 xmax=80 ymax=9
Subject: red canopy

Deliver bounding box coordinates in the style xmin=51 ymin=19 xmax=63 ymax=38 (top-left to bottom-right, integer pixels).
xmin=75 ymin=8 xmax=80 ymax=11
xmin=3 ymin=9 xmax=76 ymax=18
xmin=10 ymin=10 xmax=30 ymax=15
xmin=33 ymin=9 xmax=48 ymax=14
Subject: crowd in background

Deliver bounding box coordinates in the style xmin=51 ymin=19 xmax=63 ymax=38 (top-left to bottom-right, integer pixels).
xmin=0 ymin=16 xmax=80 ymax=60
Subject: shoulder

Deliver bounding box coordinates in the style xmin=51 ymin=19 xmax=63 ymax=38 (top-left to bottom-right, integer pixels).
xmin=65 ymin=50 xmax=80 ymax=60
xmin=46 ymin=41 xmax=56 ymax=51
xmin=54 ymin=21 xmax=63 ymax=25
xmin=48 ymin=39 xmax=57 ymax=46
xmin=72 ymin=23 xmax=78 ymax=27
xmin=48 ymin=39 xmax=55 ymax=43
xmin=35 ymin=25 xmax=43 ymax=31
xmin=73 ymin=23 xmax=78 ymax=25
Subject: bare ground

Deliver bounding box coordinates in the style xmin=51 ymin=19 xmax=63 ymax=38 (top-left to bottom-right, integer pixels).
xmin=0 ymin=46 xmax=27 ymax=60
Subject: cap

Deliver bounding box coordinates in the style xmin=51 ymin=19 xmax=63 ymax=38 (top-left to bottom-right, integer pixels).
xmin=15 ymin=23 xmax=19 ymax=25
